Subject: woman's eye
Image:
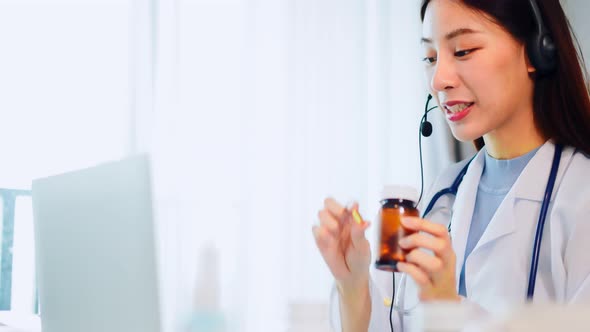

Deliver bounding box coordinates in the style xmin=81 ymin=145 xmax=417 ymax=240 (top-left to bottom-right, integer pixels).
xmin=422 ymin=48 xmax=477 ymax=64
xmin=422 ymin=56 xmax=437 ymax=64
xmin=455 ymin=48 xmax=476 ymax=57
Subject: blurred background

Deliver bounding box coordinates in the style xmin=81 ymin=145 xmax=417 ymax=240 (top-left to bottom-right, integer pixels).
xmin=0 ymin=0 xmax=588 ymax=331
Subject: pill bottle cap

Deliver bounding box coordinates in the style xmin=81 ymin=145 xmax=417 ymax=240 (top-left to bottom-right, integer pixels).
xmin=381 ymin=185 xmax=419 ymax=203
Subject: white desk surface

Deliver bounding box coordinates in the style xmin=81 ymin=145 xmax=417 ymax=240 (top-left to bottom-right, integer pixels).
xmin=0 ymin=312 xmax=40 ymax=332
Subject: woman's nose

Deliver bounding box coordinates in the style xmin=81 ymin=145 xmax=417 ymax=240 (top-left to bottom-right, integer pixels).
xmin=430 ymin=56 xmax=458 ymax=92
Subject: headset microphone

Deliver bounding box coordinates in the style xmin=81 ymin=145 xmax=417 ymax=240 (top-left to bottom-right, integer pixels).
xmin=420 ymin=94 xmax=436 ymax=137
xmin=417 ymin=94 xmax=438 ymax=204
xmin=421 ymin=115 xmax=433 ymax=137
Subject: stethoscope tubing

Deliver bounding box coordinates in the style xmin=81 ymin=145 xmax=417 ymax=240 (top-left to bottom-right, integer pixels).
xmin=527 ymin=144 xmax=562 ymax=298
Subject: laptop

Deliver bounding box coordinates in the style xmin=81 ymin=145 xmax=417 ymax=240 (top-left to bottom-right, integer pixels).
xmin=32 ymin=155 xmax=161 ymax=332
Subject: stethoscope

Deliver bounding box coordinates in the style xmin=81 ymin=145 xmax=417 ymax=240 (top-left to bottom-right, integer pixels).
xmin=392 ymin=143 xmax=563 ymax=319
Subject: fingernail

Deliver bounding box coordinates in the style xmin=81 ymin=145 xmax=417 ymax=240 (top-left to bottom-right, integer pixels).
xmin=351 ymin=209 xmax=363 ymax=225
xmin=401 ymin=217 xmax=413 ymax=226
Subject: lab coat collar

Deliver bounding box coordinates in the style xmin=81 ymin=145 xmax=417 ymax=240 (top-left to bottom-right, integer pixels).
xmin=476 ymin=140 xmax=561 ymax=252
xmin=512 ymin=140 xmax=574 ymax=202
xmin=451 ymin=140 xmax=574 ymax=290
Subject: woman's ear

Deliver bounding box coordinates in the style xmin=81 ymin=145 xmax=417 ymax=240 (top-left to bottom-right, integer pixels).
xmin=524 ymin=47 xmax=536 ymax=73
xmin=527 ymin=62 xmax=536 ymax=73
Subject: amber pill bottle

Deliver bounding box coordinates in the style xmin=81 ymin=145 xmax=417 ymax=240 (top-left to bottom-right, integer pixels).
xmin=375 ymin=185 xmax=420 ymax=272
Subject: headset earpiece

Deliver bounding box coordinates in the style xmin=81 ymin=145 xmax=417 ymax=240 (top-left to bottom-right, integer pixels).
xmin=527 ymin=0 xmax=557 ymax=77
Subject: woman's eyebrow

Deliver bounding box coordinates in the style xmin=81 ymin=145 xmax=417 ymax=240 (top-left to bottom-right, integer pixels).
xmin=421 ymin=28 xmax=481 ymax=44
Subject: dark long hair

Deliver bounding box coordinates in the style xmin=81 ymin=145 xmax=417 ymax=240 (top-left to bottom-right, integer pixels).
xmin=420 ymin=0 xmax=590 ymax=155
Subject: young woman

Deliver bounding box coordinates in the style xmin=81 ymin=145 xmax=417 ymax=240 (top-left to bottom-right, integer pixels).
xmin=312 ymin=0 xmax=590 ymax=331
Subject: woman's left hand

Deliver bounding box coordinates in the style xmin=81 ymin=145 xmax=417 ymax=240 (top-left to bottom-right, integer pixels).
xmin=397 ymin=216 xmax=461 ymax=302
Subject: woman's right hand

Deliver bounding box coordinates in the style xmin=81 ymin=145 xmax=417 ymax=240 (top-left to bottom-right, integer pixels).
xmin=312 ymin=198 xmax=372 ymax=293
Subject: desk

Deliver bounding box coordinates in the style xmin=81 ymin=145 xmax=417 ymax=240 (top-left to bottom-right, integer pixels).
xmin=0 ymin=327 xmax=32 ymax=332
xmin=0 ymin=312 xmax=39 ymax=332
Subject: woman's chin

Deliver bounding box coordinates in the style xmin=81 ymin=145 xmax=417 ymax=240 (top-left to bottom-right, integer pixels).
xmin=449 ymin=127 xmax=485 ymax=143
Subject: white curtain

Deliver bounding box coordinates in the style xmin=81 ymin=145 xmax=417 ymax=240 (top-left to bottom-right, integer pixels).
xmin=147 ymin=0 xmax=456 ymax=331
xmin=0 ymin=0 xmax=132 ymax=316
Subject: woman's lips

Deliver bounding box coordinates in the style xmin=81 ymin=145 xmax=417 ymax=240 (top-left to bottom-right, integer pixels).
xmin=445 ymin=103 xmax=474 ymax=122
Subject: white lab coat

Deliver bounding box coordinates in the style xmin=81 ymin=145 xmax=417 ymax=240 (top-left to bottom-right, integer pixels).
xmin=330 ymin=140 xmax=590 ymax=331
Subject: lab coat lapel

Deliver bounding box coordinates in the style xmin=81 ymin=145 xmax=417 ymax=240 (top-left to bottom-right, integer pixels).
xmin=450 ymin=149 xmax=485 ymax=290
xmin=512 ymin=141 xmax=574 ymax=202
xmin=469 ymin=186 xmax=517 ymax=256
xmin=472 ymin=141 xmax=573 ymax=254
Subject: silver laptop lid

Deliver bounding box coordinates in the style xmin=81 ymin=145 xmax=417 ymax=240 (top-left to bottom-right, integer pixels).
xmin=32 ymin=155 xmax=161 ymax=332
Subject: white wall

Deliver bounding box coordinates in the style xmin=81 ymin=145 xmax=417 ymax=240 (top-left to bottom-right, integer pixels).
xmin=563 ymin=0 xmax=590 ymax=64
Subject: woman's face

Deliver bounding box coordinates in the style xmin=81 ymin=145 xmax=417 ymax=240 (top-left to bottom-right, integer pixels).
xmin=422 ymin=0 xmax=536 ymax=142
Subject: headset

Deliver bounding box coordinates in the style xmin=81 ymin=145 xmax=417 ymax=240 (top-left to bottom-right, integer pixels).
xmin=419 ymin=0 xmax=557 ymax=144
xmin=527 ymin=0 xmax=557 ymax=77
